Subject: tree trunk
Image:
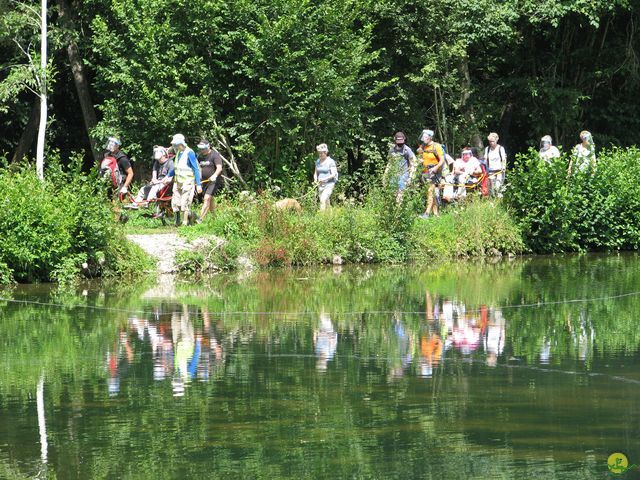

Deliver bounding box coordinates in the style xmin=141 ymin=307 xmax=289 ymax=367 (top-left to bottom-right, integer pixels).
xmin=36 ymin=0 xmax=47 ymax=181
xmin=12 ymin=98 xmax=40 ymax=163
xmin=458 ymin=56 xmax=482 ymax=149
xmin=57 ymin=0 xmax=100 ymax=163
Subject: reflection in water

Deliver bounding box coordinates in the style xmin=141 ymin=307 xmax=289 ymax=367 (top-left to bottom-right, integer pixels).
xmin=102 ymin=288 xmax=608 ymax=393
xmin=5 ymin=257 xmax=640 ymax=479
xmin=314 ymin=311 xmax=338 ymax=371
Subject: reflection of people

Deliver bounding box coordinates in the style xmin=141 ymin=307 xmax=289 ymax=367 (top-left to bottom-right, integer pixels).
xmin=106 ymin=329 xmax=134 ymax=396
xmin=483 ymin=309 xmax=505 ymax=367
xmin=419 ymin=333 xmax=443 ymax=378
xmin=313 ymin=311 xmax=338 ymax=371
xmin=389 ymin=315 xmax=414 ymax=379
xmin=172 ymin=306 xmax=195 ymax=395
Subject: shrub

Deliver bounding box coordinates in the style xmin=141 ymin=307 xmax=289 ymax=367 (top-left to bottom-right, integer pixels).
xmin=504 ymin=147 xmax=640 ymax=253
xmin=0 ymin=159 xmax=149 ymax=283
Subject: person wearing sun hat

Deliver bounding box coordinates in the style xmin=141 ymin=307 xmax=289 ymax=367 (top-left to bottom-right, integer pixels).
xmin=483 ymin=132 xmax=507 ymax=197
xmin=570 ymin=130 xmax=596 ymax=173
xmin=170 ymin=133 xmax=202 ymax=226
xmin=539 ymin=135 xmax=561 ymax=163
xmin=133 ymin=146 xmax=174 ymax=204
xmin=313 ymin=143 xmax=338 ymax=210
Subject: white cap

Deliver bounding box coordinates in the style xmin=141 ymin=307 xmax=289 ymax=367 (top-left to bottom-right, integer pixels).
xmin=107 ymin=136 xmax=121 ymax=146
xmin=171 ymin=133 xmax=186 ymax=146
xmin=316 ymin=143 xmax=329 ymax=153
xmin=153 ymin=146 xmax=167 ymax=160
xmin=423 ymin=129 xmax=434 ymax=138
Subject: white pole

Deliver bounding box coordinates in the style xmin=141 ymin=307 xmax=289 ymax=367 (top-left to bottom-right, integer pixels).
xmin=37 ymin=375 xmax=48 ymax=465
xmin=35 ymin=0 xmax=47 ymax=181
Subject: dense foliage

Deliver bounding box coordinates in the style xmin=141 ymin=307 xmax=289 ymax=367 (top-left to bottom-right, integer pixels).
xmin=504 ymin=147 xmax=640 ymax=253
xmin=1 ymin=0 xmax=637 ymax=189
xmin=0 ymin=160 xmax=150 ymax=283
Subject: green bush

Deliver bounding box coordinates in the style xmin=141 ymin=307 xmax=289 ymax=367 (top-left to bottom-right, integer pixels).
xmin=504 ymin=147 xmax=640 ymax=253
xmin=0 ymin=159 xmax=149 ymax=283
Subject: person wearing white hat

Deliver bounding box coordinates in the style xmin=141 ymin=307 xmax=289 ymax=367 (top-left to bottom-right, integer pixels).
xmin=416 ymin=129 xmax=445 ymax=218
xmin=170 ymin=133 xmax=202 ymax=226
xmin=133 ymin=146 xmax=174 ymax=204
xmin=539 ymin=135 xmax=560 ymax=163
xmin=570 ymin=130 xmax=596 ymax=173
xmin=313 ymin=143 xmax=338 ymax=210
xmin=483 ymin=132 xmax=507 ymax=198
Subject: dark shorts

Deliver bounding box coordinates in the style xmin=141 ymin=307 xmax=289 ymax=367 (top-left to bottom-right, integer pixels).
xmin=203 ymin=176 xmax=223 ymax=196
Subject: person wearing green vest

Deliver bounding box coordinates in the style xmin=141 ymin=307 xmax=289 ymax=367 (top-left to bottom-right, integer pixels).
xmin=169 ymin=133 xmax=202 ymax=226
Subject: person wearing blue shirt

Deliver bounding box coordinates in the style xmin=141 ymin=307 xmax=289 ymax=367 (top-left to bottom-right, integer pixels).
xmin=169 ymin=133 xmax=202 ymax=226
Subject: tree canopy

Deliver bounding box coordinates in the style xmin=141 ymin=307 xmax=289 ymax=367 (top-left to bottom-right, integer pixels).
xmin=0 ymin=0 xmax=637 ymax=186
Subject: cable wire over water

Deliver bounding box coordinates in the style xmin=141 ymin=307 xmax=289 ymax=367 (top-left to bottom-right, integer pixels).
xmin=2 ymin=289 xmax=640 ymax=319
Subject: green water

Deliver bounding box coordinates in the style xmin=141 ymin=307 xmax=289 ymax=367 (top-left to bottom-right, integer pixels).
xmin=1 ymin=255 xmax=640 ymax=479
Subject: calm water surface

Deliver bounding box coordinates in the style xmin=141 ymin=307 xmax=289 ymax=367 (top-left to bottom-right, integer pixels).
xmin=1 ymin=255 xmax=640 ymax=479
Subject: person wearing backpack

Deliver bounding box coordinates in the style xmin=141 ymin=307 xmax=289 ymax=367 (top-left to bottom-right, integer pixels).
xmin=483 ymin=133 xmax=507 ymax=198
xmin=169 ymin=133 xmax=202 ymax=226
xmin=100 ymin=136 xmax=134 ymax=197
xmin=385 ymin=131 xmax=417 ymax=203
xmin=416 ymin=129 xmax=445 ymax=219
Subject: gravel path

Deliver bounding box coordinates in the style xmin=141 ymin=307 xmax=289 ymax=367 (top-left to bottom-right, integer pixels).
xmin=127 ymin=233 xmax=217 ymax=274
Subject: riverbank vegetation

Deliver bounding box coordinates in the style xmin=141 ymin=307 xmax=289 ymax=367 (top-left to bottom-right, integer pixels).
xmin=504 ymin=147 xmax=640 ymax=253
xmin=174 ymin=180 xmax=524 ymax=273
xmin=0 ymin=160 xmax=150 ymax=284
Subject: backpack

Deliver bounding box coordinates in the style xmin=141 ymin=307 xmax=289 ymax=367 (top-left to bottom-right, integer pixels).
xmin=420 ymin=142 xmax=446 ymax=167
xmin=99 ymin=155 xmax=123 ymax=188
xmin=484 ymin=146 xmax=505 ymax=170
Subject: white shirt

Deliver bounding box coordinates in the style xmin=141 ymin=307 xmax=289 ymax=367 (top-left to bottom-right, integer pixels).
xmin=539 ymin=146 xmax=561 ymax=162
xmin=485 ymin=145 xmax=507 ymax=171
xmin=454 ymin=157 xmax=481 ymax=175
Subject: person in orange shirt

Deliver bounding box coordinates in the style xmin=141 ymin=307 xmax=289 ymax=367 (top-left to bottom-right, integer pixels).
xmin=416 ymin=129 xmax=445 ymax=218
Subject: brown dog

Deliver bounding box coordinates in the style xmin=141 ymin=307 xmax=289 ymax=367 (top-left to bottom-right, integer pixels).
xmin=274 ymin=198 xmax=302 ymax=212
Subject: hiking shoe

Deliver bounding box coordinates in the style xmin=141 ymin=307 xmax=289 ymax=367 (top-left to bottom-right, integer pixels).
xmin=419 ymin=213 xmax=430 ymax=219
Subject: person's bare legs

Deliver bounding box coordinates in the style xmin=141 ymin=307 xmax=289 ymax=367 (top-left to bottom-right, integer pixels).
xmin=200 ymin=194 xmax=212 ymax=219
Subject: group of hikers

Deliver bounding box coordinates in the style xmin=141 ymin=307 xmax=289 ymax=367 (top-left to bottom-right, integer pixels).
xmin=99 ymin=128 xmax=596 ymax=224
xmin=100 ymin=134 xmax=224 ymax=226
xmin=384 ymin=128 xmax=595 ymax=218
